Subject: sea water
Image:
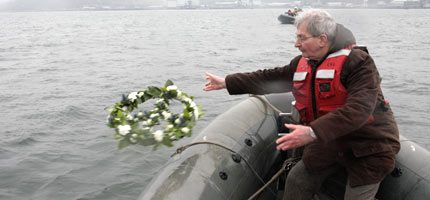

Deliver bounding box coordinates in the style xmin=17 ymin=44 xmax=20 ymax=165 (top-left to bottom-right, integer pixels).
xmin=0 ymin=8 xmax=429 ymax=200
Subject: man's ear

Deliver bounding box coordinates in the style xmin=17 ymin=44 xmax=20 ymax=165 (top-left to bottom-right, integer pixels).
xmin=319 ymin=34 xmax=329 ymax=47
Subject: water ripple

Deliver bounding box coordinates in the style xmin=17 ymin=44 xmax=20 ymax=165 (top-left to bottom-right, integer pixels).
xmin=0 ymin=9 xmax=429 ymax=200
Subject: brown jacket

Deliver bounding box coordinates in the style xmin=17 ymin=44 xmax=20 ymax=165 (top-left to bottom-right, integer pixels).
xmin=225 ymin=24 xmax=400 ymax=186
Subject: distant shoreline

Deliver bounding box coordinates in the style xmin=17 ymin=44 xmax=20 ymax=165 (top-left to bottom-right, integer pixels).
xmin=1 ymin=6 xmax=429 ymax=13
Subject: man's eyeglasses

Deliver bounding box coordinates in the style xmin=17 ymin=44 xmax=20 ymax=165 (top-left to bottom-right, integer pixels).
xmin=296 ymin=35 xmax=316 ymax=43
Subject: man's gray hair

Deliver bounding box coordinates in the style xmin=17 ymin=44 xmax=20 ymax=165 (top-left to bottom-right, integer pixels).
xmin=294 ymin=9 xmax=336 ymax=41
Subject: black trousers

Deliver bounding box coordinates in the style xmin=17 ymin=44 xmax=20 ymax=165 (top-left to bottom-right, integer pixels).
xmin=283 ymin=160 xmax=380 ymax=200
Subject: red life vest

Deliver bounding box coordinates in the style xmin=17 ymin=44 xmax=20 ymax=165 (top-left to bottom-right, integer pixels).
xmin=292 ymin=47 xmax=370 ymax=124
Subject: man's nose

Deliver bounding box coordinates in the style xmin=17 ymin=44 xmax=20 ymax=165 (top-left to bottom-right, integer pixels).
xmin=294 ymin=40 xmax=301 ymax=47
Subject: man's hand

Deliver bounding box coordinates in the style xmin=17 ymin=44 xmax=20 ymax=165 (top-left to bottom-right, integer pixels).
xmin=203 ymin=72 xmax=226 ymax=91
xmin=276 ymin=124 xmax=316 ymax=151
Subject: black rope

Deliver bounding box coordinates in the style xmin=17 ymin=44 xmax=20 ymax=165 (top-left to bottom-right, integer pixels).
xmin=247 ymin=155 xmax=300 ymax=200
xmin=249 ymin=94 xmax=283 ymax=113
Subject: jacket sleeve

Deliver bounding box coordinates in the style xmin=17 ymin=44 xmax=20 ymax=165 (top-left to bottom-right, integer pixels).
xmin=310 ymin=49 xmax=380 ymax=143
xmin=225 ymin=56 xmax=300 ymax=95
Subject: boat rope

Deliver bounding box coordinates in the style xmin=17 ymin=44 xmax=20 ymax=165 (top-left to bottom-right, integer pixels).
xmin=249 ymin=94 xmax=283 ymax=114
xmin=171 ymin=141 xmax=277 ymax=196
xmin=248 ymin=153 xmax=301 ymax=200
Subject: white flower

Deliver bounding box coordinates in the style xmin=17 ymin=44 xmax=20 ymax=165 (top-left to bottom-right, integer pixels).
xmin=153 ymin=130 xmax=164 ymax=142
xmin=127 ymin=114 xmax=134 ymax=121
xmin=131 ymin=134 xmax=138 ymax=138
xmin=166 ymin=85 xmax=178 ymax=91
xmin=183 ymin=97 xmax=192 ymax=104
xmin=137 ymin=92 xmax=144 ymax=98
xmin=118 ymin=125 xmax=131 ymax=136
xmin=142 ymin=119 xmax=152 ymax=126
xmin=181 ymin=127 xmax=190 ymax=133
xmin=166 ymin=124 xmax=174 ymax=129
xmin=175 ymin=118 xmax=181 ymax=124
xmin=176 ymin=90 xmax=182 ymax=97
xmin=156 ymin=98 xmax=165 ymax=104
xmin=150 ymin=113 xmax=159 ymax=118
xmin=128 ymin=92 xmax=138 ymax=102
xmin=137 ymin=112 xmax=143 ymax=117
xmin=190 ymin=102 xmax=196 ymax=108
xmin=194 ymin=109 xmax=199 ymax=120
xmin=162 ymin=111 xmax=172 ymax=119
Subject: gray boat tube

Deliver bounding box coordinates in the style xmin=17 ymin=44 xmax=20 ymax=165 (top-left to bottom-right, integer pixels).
xmin=376 ymin=135 xmax=430 ymax=200
xmin=138 ymin=93 xmax=430 ymax=200
xmin=138 ymin=93 xmax=294 ymax=200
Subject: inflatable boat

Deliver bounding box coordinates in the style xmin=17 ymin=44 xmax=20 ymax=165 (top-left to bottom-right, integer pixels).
xmin=138 ymin=93 xmax=430 ymax=200
xmin=278 ymin=14 xmax=295 ymax=24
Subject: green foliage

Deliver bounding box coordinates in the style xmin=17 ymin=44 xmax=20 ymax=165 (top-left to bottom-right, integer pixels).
xmin=118 ymin=139 xmax=130 ymax=150
xmin=164 ymin=79 xmax=174 ymax=87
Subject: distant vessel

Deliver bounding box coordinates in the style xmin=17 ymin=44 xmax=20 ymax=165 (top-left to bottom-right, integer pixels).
xmin=278 ymin=13 xmax=295 ymax=24
xmin=279 ymin=8 xmax=303 ymax=24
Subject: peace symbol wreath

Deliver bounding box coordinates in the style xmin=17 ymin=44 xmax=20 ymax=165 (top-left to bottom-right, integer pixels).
xmin=107 ymin=80 xmax=203 ymax=150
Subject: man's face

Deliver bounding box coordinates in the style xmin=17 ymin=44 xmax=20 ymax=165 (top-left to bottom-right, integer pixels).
xmin=294 ymin=22 xmax=325 ymax=61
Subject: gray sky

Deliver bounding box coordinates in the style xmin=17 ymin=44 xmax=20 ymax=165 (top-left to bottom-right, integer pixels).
xmin=0 ymin=0 xmax=168 ymax=11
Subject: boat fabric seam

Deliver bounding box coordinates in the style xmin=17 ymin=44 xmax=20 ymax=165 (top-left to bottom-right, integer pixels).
xmin=398 ymin=139 xmax=430 ymax=183
xmin=399 ymin=139 xmax=421 ymax=145
xmin=171 ymin=141 xmax=277 ymax=196
xmin=395 ymin=162 xmax=430 ymax=184
xmin=394 ymin=162 xmax=430 ymax=200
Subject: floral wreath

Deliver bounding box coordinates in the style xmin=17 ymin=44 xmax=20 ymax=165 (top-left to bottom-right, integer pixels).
xmin=107 ymin=80 xmax=203 ymax=150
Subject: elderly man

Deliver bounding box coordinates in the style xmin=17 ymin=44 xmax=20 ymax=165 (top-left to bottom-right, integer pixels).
xmin=203 ymin=9 xmax=399 ymax=200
